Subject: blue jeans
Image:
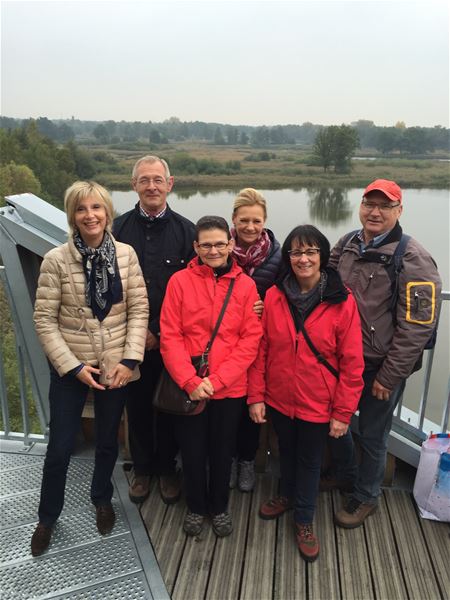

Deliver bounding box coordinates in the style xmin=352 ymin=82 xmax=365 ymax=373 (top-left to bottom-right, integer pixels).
xmin=38 ymin=367 xmax=126 ymax=526
xmin=328 ymin=368 xmax=406 ymax=505
xmin=270 ymin=407 xmax=329 ymax=524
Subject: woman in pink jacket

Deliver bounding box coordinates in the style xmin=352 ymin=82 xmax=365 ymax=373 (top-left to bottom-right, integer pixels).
xmin=248 ymin=224 xmax=364 ymax=562
xmin=160 ymin=216 xmax=262 ymax=538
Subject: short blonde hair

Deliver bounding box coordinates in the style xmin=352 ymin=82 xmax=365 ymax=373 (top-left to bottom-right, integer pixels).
xmin=232 ymin=188 xmax=267 ymax=220
xmin=64 ymin=181 xmax=114 ymax=235
xmin=132 ymin=155 xmax=171 ymax=179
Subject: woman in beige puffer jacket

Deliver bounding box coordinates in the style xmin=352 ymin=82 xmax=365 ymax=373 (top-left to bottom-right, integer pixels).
xmin=31 ymin=181 xmax=148 ymax=558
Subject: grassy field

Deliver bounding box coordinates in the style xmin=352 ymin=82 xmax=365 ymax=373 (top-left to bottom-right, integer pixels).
xmin=92 ymin=142 xmax=450 ymax=190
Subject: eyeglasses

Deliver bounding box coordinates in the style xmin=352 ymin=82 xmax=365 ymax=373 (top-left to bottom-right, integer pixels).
xmin=197 ymin=242 xmax=229 ymax=251
xmin=288 ymin=248 xmax=320 ymax=258
xmin=361 ymin=200 xmax=400 ymax=212
xmin=135 ymin=177 xmax=166 ymax=187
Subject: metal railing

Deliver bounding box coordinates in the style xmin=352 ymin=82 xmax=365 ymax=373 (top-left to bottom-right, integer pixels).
xmin=0 ymin=192 xmax=449 ymax=464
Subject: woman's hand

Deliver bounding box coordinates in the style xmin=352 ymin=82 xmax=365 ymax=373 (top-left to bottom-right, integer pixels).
xmin=189 ymin=379 xmax=214 ymax=401
xmin=329 ymin=418 xmax=349 ymax=439
xmin=249 ymin=402 xmax=266 ymax=424
xmin=253 ymin=299 xmax=264 ymax=318
xmin=75 ymin=365 xmax=105 ymax=390
xmin=107 ymin=363 xmax=134 ymax=389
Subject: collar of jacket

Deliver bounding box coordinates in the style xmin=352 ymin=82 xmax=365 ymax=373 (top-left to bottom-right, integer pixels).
xmin=276 ymin=266 xmax=348 ymax=306
xmin=188 ymin=256 xmax=243 ymax=279
xmin=350 ymin=220 xmax=403 ymax=250
xmin=133 ymin=201 xmax=173 ymax=225
xmin=321 ymin=266 xmax=349 ymax=304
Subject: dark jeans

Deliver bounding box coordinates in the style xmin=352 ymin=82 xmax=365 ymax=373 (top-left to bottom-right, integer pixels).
xmin=126 ymin=349 xmax=178 ymax=476
xmin=236 ymin=405 xmax=261 ymax=462
xmin=38 ymin=367 xmax=126 ymax=527
xmin=174 ymin=397 xmax=244 ymax=515
xmin=327 ymin=368 xmax=406 ymax=504
xmin=270 ymin=406 xmax=329 ymax=525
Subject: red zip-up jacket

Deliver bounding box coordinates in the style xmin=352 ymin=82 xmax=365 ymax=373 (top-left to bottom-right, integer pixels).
xmin=248 ymin=277 xmax=364 ymax=424
xmin=160 ymin=258 xmax=262 ymax=399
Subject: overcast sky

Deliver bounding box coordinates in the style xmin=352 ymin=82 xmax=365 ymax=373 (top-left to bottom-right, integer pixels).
xmin=1 ymin=0 xmax=449 ymax=127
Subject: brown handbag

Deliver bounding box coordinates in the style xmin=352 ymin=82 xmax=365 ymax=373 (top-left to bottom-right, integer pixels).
xmin=153 ymin=278 xmax=235 ymax=416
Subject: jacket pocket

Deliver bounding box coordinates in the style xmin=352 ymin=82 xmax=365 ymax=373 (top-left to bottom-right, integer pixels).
xmin=406 ymin=282 xmax=436 ymax=325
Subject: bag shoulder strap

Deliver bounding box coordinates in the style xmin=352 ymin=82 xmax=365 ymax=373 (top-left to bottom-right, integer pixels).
xmin=204 ymin=278 xmax=235 ymax=354
xmin=62 ymin=247 xmax=102 ymax=360
xmin=389 ymin=234 xmax=411 ymax=322
xmin=298 ymin=318 xmax=339 ymax=380
xmin=288 ymin=303 xmax=339 ymax=380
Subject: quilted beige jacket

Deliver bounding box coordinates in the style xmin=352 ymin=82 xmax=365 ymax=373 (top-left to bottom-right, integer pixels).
xmin=34 ymin=236 xmax=149 ymax=377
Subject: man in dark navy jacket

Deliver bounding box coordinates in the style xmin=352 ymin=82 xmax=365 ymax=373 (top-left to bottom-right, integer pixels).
xmin=113 ymin=155 xmax=195 ymax=504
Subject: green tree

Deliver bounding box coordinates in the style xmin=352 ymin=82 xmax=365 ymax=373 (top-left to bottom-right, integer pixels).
xmin=313 ymin=125 xmax=359 ymax=173
xmin=93 ymin=124 xmax=109 ymax=143
xmin=332 ymin=125 xmax=359 ymax=173
xmin=213 ymin=127 xmax=226 ymax=145
xmin=0 ymin=162 xmax=41 ymax=205
xmin=313 ymin=127 xmax=335 ymax=172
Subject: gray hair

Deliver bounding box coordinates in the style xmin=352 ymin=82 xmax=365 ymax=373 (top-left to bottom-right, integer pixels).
xmin=131 ymin=155 xmax=171 ymax=179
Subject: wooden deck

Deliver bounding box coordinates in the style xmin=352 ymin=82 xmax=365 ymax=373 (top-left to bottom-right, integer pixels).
xmin=134 ymin=470 xmax=449 ymax=600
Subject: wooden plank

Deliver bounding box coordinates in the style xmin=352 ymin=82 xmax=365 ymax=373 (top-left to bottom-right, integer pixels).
xmin=333 ymin=491 xmax=374 ymax=600
xmin=240 ymin=472 xmax=278 ymax=600
xmin=384 ymin=489 xmax=443 ymax=600
xmin=363 ymin=491 xmax=407 ymax=599
xmin=139 ymin=475 xmax=168 ymax=542
xmin=419 ymin=517 xmax=450 ymax=598
xmin=273 ymin=501 xmax=306 ymax=600
xmin=171 ymin=520 xmax=217 ymax=600
xmin=153 ymin=500 xmax=187 ymax=595
xmin=308 ymin=492 xmax=340 ymax=600
xmin=206 ymin=488 xmax=252 ymax=599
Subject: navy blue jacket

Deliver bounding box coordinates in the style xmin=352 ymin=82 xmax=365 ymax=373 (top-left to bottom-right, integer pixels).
xmin=113 ymin=203 xmax=196 ymax=335
xmin=251 ymin=229 xmax=282 ymax=299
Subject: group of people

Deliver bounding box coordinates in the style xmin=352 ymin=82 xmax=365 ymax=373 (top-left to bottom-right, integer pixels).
xmin=30 ymin=154 xmax=441 ymax=564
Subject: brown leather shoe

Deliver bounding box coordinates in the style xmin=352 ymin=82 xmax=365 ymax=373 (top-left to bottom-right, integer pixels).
xmin=96 ymin=504 xmax=116 ymax=535
xmin=129 ymin=475 xmax=151 ymax=504
xmin=334 ymin=497 xmax=378 ymax=528
xmin=159 ymin=472 xmax=182 ymax=505
xmin=259 ymin=496 xmax=294 ymax=520
xmin=296 ymin=523 xmax=319 ymax=562
xmin=31 ymin=523 xmax=52 ymax=557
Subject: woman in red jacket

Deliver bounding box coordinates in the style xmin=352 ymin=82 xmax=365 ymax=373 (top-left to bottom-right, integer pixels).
xmin=160 ymin=216 xmax=262 ymax=538
xmin=248 ymin=224 xmax=364 ymax=562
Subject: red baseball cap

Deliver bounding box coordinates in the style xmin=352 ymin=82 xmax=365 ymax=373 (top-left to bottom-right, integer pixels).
xmin=363 ymin=179 xmax=402 ymax=203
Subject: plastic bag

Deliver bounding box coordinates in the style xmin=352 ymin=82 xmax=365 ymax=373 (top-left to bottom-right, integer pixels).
xmin=413 ymin=433 xmax=450 ymax=522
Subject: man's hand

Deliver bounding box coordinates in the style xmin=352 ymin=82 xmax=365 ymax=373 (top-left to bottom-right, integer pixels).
xmin=372 ymin=378 xmax=392 ymax=401
xmin=146 ymin=330 xmax=160 ymax=350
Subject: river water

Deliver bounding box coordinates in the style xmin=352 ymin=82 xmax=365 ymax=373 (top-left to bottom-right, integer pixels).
xmin=112 ymin=187 xmax=449 ymax=428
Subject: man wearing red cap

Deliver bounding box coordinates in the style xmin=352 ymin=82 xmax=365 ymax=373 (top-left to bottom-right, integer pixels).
xmin=325 ymin=179 xmax=441 ymax=528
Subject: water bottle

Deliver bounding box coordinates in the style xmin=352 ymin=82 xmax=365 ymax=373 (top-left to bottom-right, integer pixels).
xmin=436 ymin=452 xmax=450 ymax=493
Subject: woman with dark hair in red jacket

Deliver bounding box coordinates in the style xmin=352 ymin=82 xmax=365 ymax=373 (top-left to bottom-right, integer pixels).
xmin=248 ymin=224 xmax=364 ymax=562
xmin=160 ymin=216 xmax=262 ymax=538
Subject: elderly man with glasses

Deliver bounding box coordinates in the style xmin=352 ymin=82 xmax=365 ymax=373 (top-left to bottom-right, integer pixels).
xmin=323 ymin=179 xmax=441 ymax=528
xmin=113 ymin=155 xmax=196 ymax=506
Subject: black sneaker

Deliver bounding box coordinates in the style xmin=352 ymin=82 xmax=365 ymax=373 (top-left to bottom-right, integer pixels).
xmin=212 ymin=512 xmax=233 ymax=537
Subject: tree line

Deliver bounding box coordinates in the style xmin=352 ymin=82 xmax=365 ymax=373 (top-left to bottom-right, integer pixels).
xmin=0 ymin=121 xmax=120 ymax=206
xmin=1 ymin=116 xmax=448 ymax=154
